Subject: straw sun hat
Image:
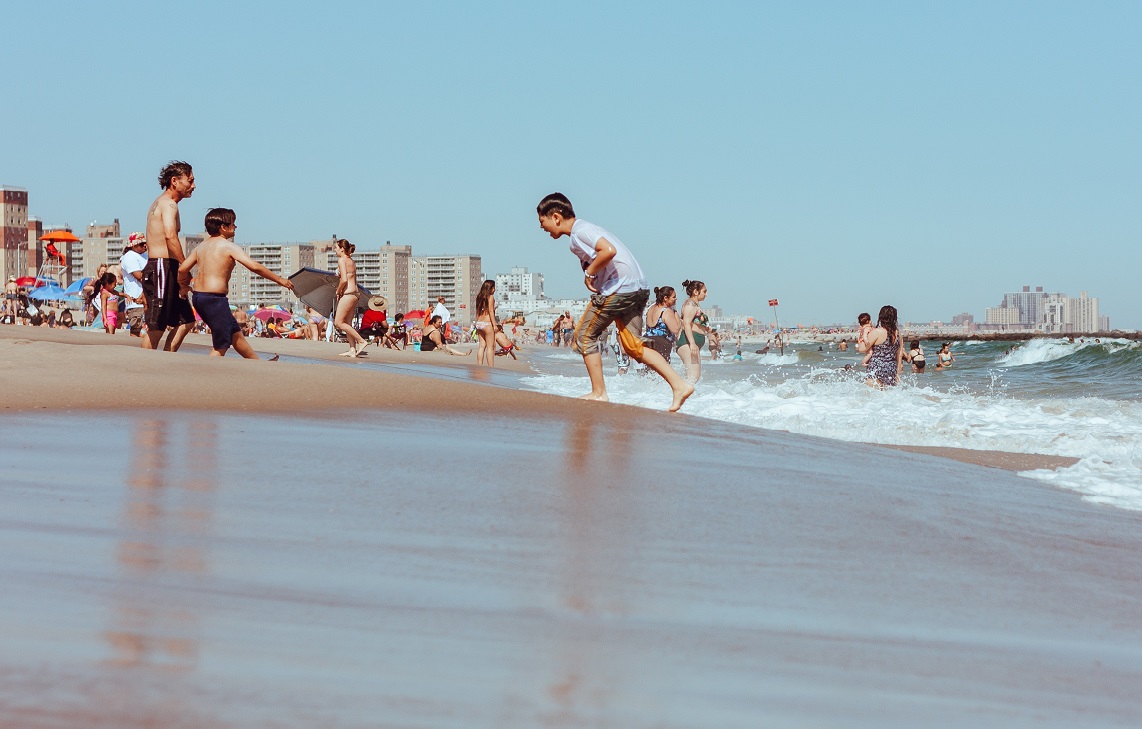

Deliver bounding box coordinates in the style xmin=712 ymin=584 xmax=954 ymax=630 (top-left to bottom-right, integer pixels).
xmin=367 ymin=295 xmax=388 ymax=312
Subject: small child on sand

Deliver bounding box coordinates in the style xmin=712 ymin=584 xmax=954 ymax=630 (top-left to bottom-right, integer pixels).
xmin=536 ymin=192 xmax=693 ymax=412
xmin=98 ymin=273 xmax=120 ymax=334
xmin=178 ymin=208 xmax=294 ymax=359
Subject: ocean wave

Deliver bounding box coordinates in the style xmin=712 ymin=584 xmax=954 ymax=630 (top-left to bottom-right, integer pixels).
xmin=998 ymin=338 xmax=1140 ymax=367
xmin=520 ymin=368 xmax=1142 ymax=512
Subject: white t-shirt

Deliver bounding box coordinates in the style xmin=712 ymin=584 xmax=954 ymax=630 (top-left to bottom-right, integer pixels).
xmin=568 ymin=219 xmax=647 ymax=296
xmin=432 ymin=302 xmax=450 ymax=324
xmin=120 ymin=249 xmax=148 ymax=309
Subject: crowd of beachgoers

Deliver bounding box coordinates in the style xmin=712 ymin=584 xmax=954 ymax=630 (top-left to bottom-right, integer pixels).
xmin=6 ymin=162 xmax=943 ymax=411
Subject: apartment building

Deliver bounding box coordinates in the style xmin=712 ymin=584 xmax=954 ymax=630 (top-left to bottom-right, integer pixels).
xmin=408 ymin=254 xmax=482 ymax=325
xmin=494 ymin=266 xmax=544 ymax=305
xmin=1 ymin=186 xmax=29 ymax=281
xmin=62 ymin=236 xmax=198 ymax=287
xmin=228 ymin=243 xmax=315 ymax=308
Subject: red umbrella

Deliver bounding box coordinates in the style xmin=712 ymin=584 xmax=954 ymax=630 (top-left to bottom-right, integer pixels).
xmin=405 ymin=309 xmax=427 ymax=321
xmin=16 ymin=276 xmax=57 ymax=288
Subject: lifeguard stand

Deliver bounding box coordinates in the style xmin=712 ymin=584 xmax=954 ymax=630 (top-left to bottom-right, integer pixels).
xmin=36 ymin=241 xmax=68 ymax=284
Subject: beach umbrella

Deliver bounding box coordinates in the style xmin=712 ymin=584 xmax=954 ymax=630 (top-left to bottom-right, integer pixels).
xmin=28 ymin=283 xmax=69 ymax=301
xmin=16 ymin=276 xmax=57 ymax=288
xmin=405 ymin=309 xmax=427 ymax=321
xmin=39 ymin=230 xmax=80 ymax=243
xmin=253 ymin=308 xmax=293 ymax=322
xmin=287 ymin=267 xmax=370 ymax=316
xmin=62 ymin=277 xmax=91 ymax=296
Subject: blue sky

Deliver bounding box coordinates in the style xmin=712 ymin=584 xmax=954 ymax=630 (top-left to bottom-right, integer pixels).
xmin=3 ymin=1 xmax=1139 ymax=327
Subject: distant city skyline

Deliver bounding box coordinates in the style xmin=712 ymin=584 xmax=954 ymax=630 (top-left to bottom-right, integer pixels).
xmin=2 ymin=3 xmax=1138 ymax=327
xmin=8 ymin=192 xmax=1125 ymax=328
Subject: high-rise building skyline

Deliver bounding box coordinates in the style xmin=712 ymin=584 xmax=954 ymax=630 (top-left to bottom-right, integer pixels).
xmin=984 ymin=285 xmax=1108 ymax=333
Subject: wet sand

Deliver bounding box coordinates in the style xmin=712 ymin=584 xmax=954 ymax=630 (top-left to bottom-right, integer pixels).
xmin=0 ymin=329 xmax=1078 ymax=473
xmin=2 ymin=328 xmax=1140 ymax=726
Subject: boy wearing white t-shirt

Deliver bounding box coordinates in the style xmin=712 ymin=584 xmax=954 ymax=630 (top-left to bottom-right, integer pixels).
xmin=537 ymin=192 xmax=694 ymax=412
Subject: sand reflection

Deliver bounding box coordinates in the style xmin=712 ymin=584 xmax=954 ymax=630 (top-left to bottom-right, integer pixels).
xmin=546 ymin=417 xmax=638 ymax=723
xmin=104 ymin=417 xmax=218 ymax=672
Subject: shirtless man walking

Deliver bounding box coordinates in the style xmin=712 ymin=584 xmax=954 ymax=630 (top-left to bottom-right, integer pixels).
xmin=142 ymin=161 xmax=197 ymax=351
xmin=178 ymin=207 xmax=293 ymax=358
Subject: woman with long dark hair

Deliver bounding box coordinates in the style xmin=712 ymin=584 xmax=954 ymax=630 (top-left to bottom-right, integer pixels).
xmin=333 ymin=239 xmax=369 ymax=357
xmin=474 ymin=279 xmax=498 ymax=366
xmin=858 ymin=304 xmax=904 ymax=387
xmin=644 ymin=285 xmax=681 ymax=362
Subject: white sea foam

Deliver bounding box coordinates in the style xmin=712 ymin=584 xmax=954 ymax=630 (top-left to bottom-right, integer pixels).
xmin=999 ymin=338 xmax=1091 ymax=367
xmin=998 ymin=338 xmax=1139 ymax=367
xmin=746 ymin=351 xmax=802 ymax=365
xmin=520 ymin=369 xmax=1142 ymax=512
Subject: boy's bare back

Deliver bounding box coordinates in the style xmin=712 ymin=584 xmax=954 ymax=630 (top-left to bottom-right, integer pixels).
xmin=188 ymin=237 xmax=241 ymax=294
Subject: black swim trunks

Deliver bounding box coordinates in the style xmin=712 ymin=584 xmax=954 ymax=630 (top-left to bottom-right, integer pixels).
xmin=141 ymin=258 xmax=195 ymax=331
xmin=192 ymin=291 xmax=242 ymax=352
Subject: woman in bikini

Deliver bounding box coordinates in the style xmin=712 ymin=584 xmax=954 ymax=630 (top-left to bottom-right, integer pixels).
xmin=858 ymin=305 xmax=904 ymax=387
xmin=676 ymin=279 xmax=709 ymax=384
xmin=936 ymin=342 xmax=955 ymax=370
xmin=908 ymin=340 xmax=926 ymax=372
xmin=644 ymin=285 xmax=681 ymax=362
xmin=333 ymin=239 xmax=369 ymax=357
xmin=474 ymin=279 xmax=498 ymax=366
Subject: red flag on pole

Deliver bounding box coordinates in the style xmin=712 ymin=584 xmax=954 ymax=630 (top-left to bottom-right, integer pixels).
xmin=768 ymin=298 xmax=779 ymax=307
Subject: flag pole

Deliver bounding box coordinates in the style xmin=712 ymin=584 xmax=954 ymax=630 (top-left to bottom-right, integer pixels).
xmin=769 ymin=298 xmax=783 ymax=355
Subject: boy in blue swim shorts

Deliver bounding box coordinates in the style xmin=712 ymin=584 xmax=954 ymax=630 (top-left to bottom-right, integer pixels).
xmin=178 ymin=208 xmax=294 ymax=358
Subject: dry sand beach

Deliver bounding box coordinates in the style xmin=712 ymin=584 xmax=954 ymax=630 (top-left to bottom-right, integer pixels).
xmin=2 ymin=328 xmax=1140 ymax=727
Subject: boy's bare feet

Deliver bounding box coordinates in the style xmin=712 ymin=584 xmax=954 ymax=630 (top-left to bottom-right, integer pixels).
xmin=668 ymin=382 xmax=695 ymax=412
xmin=578 ymin=392 xmax=609 ymax=402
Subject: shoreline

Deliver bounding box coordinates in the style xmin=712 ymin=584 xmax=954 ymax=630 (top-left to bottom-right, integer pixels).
xmin=0 ymin=327 xmax=1079 ymax=473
